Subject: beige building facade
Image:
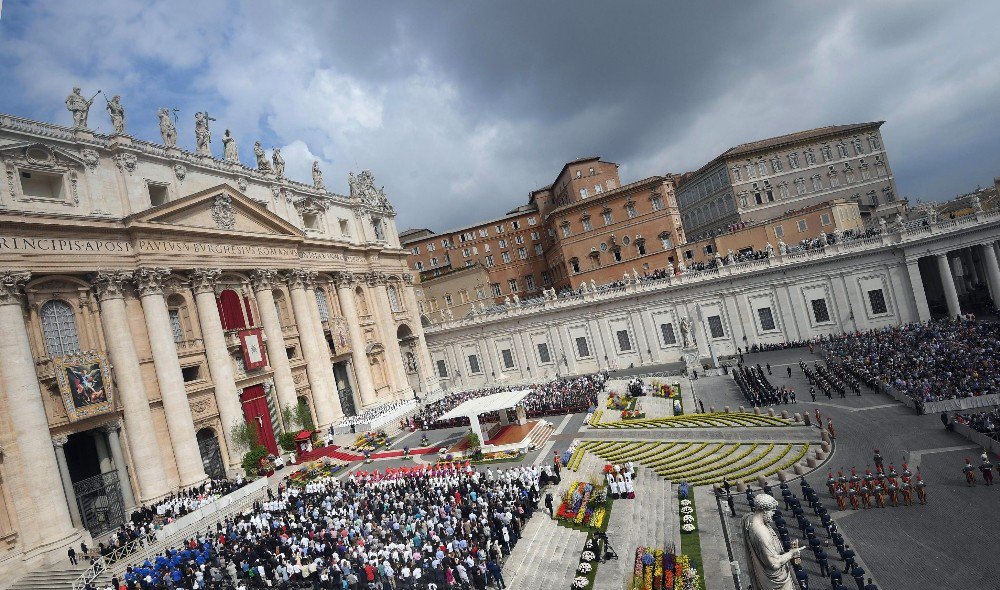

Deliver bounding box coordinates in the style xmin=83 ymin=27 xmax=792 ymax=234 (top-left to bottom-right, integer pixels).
xmin=677 ymin=122 xmax=904 ymax=240
xmin=0 ymin=108 xmax=436 ymax=581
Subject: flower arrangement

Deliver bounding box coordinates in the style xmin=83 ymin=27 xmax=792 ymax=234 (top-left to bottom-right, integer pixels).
xmin=573 ymin=576 xmax=589 ymax=588
xmin=556 ymin=482 xmax=608 ymax=529
xmin=581 ymin=550 xmax=596 ymax=562
xmin=352 ymin=430 xmax=389 ymax=451
xmin=679 ymin=488 xmax=697 ymax=533
xmin=578 ymin=562 xmax=592 ymax=574
xmin=633 ymin=547 xmax=697 ymax=590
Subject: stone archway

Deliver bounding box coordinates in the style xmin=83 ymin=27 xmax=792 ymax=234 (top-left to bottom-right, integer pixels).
xmin=397 ymin=323 xmax=420 ymax=391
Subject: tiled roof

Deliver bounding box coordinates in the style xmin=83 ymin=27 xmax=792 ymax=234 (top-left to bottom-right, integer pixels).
xmin=721 ymin=122 xmax=883 ymax=159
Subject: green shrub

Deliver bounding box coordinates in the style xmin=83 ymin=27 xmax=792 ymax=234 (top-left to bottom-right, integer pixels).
xmin=242 ymin=445 xmax=268 ymax=475
xmin=279 ymin=431 xmax=298 ymax=451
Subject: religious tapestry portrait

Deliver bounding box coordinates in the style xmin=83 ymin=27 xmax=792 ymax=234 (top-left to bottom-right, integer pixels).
xmin=54 ymin=351 xmax=115 ymax=422
xmin=240 ymin=328 xmax=268 ymax=370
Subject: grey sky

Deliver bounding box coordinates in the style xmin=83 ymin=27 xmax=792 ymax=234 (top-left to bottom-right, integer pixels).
xmin=1 ymin=1 xmax=998 ymax=231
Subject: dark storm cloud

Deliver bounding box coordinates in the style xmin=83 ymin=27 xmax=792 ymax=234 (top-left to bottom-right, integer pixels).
xmin=1 ymin=1 xmax=998 ymax=231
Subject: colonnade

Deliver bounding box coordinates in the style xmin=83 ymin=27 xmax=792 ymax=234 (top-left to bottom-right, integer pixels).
xmin=0 ymin=265 xmax=435 ymax=548
xmin=907 ymin=240 xmax=1000 ymax=321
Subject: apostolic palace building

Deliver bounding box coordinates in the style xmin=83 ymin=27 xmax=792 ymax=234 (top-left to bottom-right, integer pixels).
xmin=0 ymin=97 xmax=436 ymax=581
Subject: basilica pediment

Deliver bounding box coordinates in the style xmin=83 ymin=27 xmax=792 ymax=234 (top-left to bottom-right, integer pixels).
xmin=125 ymin=183 xmax=304 ymax=238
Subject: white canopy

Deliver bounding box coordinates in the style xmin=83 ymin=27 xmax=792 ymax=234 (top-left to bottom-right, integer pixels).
xmin=437 ymin=389 xmax=532 ymax=422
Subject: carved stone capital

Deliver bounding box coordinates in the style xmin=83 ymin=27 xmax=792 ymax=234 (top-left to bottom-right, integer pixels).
xmin=365 ymin=271 xmax=386 ymax=287
xmin=52 ymin=436 xmax=69 ymax=448
xmin=0 ymin=271 xmax=31 ymax=306
xmin=189 ymin=268 xmax=223 ymax=294
xmin=284 ymin=269 xmax=317 ymax=290
xmin=402 ymin=273 xmax=414 ymax=286
xmin=100 ymin=420 xmax=123 ymax=434
xmin=133 ymin=267 xmax=172 ymax=297
xmin=332 ymin=271 xmax=355 ymax=289
xmin=93 ymin=270 xmax=134 ymax=301
xmin=249 ymin=269 xmax=281 ymax=292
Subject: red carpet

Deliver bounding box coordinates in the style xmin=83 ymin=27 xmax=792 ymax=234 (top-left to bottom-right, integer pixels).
xmin=298 ymin=444 xmax=439 ymax=463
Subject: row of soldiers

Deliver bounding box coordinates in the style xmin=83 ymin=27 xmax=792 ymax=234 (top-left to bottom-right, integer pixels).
xmin=961 ymin=452 xmax=1000 ymax=486
xmin=825 ymin=463 xmax=928 ymax=509
xmin=801 ymin=360 xmax=863 ymax=398
xmin=733 ymin=363 xmax=784 ymax=406
xmin=775 ymin=479 xmax=879 ymax=590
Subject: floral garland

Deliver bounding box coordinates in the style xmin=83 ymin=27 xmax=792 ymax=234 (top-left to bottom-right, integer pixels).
xmin=556 ymin=482 xmax=608 ymax=529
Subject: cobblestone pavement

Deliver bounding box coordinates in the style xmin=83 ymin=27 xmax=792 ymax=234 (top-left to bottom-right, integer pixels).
xmin=693 ymin=348 xmax=995 ymax=590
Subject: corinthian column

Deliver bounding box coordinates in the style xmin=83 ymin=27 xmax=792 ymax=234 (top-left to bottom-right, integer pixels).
xmin=400 ymin=274 xmax=439 ymax=391
xmin=189 ymin=268 xmax=242 ymax=467
xmin=249 ymin=270 xmax=299 ymax=414
xmin=307 ymin=282 xmax=344 ymax=421
xmin=285 ymin=270 xmax=336 ymax=427
xmin=0 ymin=271 xmax=77 ymax=546
xmin=369 ymin=273 xmax=411 ymax=399
xmin=134 ymin=267 xmax=207 ymax=487
xmin=93 ymin=270 xmax=172 ymax=501
xmin=335 ymin=272 xmax=377 ymax=406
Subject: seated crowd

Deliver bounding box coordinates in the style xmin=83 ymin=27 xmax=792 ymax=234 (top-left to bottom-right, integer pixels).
xmin=333 ymin=399 xmax=416 ymax=428
xmin=413 ymin=373 xmax=606 ymax=429
xmin=823 ymin=319 xmax=1000 ymax=403
xmin=98 ymin=478 xmax=250 ymax=560
xmin=116 ymin=463 xmax=540 ymax=590
xmin=953 ymin=408 xmax=1000 ymax=441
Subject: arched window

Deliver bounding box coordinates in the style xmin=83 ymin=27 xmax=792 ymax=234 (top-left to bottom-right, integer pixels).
xmin=315 ymin=288 xmax=331 ymax=322
xmin=217 ymin=289 xmax=247 ymax=330
xmin=40 ymin=300 xmax=80 ymax=357
xmin=387 ymin=285 xmax=402 ymax=312
xmin=166 ymin=293 xmax=189 ymax=343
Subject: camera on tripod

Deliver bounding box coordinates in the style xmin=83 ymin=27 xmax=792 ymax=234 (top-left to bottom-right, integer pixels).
xmin=594 ymin=531 xmax=619 ymax=561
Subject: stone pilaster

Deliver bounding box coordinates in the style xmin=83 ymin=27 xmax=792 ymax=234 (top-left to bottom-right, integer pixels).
xmin=134 ymin=267 xmax=207 ymax=487
xmin=399 ymin=274 xmax=438 ymax=391
xmin=335 ymin=271 xmax=377 ymax=406
xmin=284 ymin=269 xmax=337 ymax=426
xmin=0 ymin=271 xmax=78 ymax=549
xmin=372 ymin=274 xmax=411 ymax=399
xmin=93 ymin=270 xmax=172 ymax=501
xmin=100 ymin=421 xmax=136 ymax=509
xmin=51 ymin=437 xmax=82 ymax=528
xmin=189 ymin=268 xmax=242 ymax=469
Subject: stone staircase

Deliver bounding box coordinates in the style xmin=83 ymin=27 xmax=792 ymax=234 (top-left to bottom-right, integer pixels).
xmin=525 ymin=420 xmax=555 ymax=450
xmin=7 ymin=564 xmax=110 ymax=590
xmin=593 ymin=467 xmax=677 ymax=590
xmin=502 ymin=505 xmax=588 ymax=589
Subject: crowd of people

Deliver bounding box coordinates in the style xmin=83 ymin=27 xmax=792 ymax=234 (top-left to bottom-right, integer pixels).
xmin=823 ymin=319 xmax=1000 ymax=403
xmin=333 ymin=399 xmax=417 ymax=429
xmin=90 ymin=479 xmax=251 ymax=566
xmin=952 ymin=408 xmax=1000 ymax=442
xmin=114 ymin=462 xmax=541 ymax=590
xmin=414 ymin=374 xmax=606 ymax=429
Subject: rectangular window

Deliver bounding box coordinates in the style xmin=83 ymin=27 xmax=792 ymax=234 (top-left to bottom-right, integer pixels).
xmin=430 ymin=257 xmax=438 ymax=267
xmin=805 ymin=151 xmax=816 ymax=165
xmin=436 ymin=359 xmax=448 ymax=378
xmin=491 ymin=283 xmax=502 ymax=297
xmin=498 ymin=239 xmax=507 ymax=249
xmin=616 ymin=329 xmax=632 ymax=351
xmin=626 ymin=205 xmax=638 ymax=219
xmin=821 ymin=213 xmax=831 ymax=225
xmin=411 ymin=246 xmax=421 ymax=255
xmin=148 ymin=182 xmax=169 ymax=207
xmin=511 ymin=220 xmax=521 ymax=230
xmin=528 ymin=217 xmax=537 ymax=226
xmin=415 ymin=261 xmax=424 ymax=270
xmin=534 ymin=244 xmax=543 ymax=256
xmin=575 ymin=336 xmax=591 ymax=358
xmin=594 ymin=184 xmax=603 ymax=194
xmin=660 ymin=323 xmax=676 ymax=345
xmin=181 ymin=365 xmax=201 ymax=382
xmin=651 ymin=196 xmax=663 ymax=211
xmin=758 ymin=307 xmax=776 ymax=331
xmin=479 ymin=228 xmax=489 ymax=237
xmin=561 ymin=225 xmax=572 ymax=238
xmin=603 ymin=211 xmax=613 ymax=225
xmin=525 ymin=275 xmax=535 ymax=290
xmin=485 ymin=255 xmax=495 ymax=267
xmin=811 ymin=299 xmax=831 ymax=323
xmin=707 ymin=315 xmax=725 ymax=338
xmin=501 ymin=252 xmax=511 ymax=264
xmin=462 ymin=248 xmax=471 ymax=258
xmin=788 ymin=153 xmax=799 ymax=169
xmin=580 ymin=188 xmax=589 ymax=199
xmin=476 ymin=287 xmax=486 ymax=299
xmin=537 ymin=343 xmax=551 ymax=364
xmin=501 ymin=349 xmax=515 ymax=369
xmin=582 ymin=218 xmax=592 ymax=231
xmin=868 ymin=289 xmax=888 ymax=314
xmin=774 ymin=225 xmax=784 ymax=238
xmin=427 ymin=242 xmax=436 ymax=252
xmin=541 ymin=270 xmax=551 ymax=285
xmin=518 ymin=248 xmax=527 ymax=260
xmin=531 ymin=231 xmax=539 ymax=240
xmin=468 ymin=355 xmax=481 ymax=374
xmin=508 ymin=278 xmax=518 ymax=292
xmin=797 ymin=220 xmax=808 ymax=232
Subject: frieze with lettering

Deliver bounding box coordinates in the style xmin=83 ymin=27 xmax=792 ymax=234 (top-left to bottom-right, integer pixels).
xmin=0 ymin=236 xmax=133 ymax=254
xmin=136 ymin=239 xmax=298 ymax=258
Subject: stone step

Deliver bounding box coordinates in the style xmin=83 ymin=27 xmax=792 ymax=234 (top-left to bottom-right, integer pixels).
xmin=8 ymin=567 xmax=111 ymax=590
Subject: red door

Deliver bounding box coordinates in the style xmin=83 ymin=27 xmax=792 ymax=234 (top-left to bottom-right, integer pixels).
xmin=240 ymin=385 xmax=278 ymax=455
